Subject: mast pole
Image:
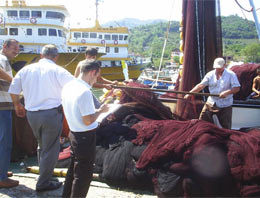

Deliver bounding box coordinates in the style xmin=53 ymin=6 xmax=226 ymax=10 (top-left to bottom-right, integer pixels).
xmin=249 ymin=0 xmax=260 ymax=40
xmin=95 ymin=0 xmax=98 ymax=21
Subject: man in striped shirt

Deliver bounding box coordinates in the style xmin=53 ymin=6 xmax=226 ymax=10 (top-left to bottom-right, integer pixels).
xmin=0 ymin=39 xmax=20 ymax=188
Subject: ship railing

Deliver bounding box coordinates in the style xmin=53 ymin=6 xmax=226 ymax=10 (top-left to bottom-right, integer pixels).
xmin=4 ymin=17 xmax=65 ymax=26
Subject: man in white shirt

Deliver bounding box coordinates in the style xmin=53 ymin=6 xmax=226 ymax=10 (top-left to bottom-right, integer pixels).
xmin=74 ymin=47 xmax=118 ymax=108
xmin=62 ymin=60 xmax=108 ymax=198
xmin=184 ymin=57 xmax=240 ymax=129
xmin=9 ymin=45 xmax=74 ymax=192
xmin=0 ymin=39 xmax=20 ymax=188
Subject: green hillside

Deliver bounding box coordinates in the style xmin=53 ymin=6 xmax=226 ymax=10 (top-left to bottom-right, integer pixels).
xmin=128 ymin=15 xmax=260 ymax=65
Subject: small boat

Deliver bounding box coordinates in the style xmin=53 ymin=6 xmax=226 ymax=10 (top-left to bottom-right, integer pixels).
xmin=137 ymin=65 xmax=179 ymax=90
xmin=0 ymin=0 xmax=145 ymax=80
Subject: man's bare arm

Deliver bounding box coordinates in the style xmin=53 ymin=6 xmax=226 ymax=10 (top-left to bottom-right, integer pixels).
xmin=10 ymin=93 xmax=26 ymax=117
xmin=0 ymin=68 xmax=12 ymax=82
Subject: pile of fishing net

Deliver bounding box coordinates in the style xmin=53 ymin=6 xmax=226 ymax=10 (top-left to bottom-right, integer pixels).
xmin=58 ymin=81 xmax=260 ymax=197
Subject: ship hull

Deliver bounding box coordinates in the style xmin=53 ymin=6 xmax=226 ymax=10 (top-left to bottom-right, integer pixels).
xmin=11 ymin=53 xmax=145 ymax=81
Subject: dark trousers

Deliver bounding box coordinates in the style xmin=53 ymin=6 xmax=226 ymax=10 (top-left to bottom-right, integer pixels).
xmin=62 ymin=130 xmax=96 ymax=198
xmin=199 ymin=103 xmax=232 ymax=129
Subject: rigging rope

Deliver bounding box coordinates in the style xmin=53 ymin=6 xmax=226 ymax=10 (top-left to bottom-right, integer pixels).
xmin=62 ymin=51 xmax=82 ymax=68
xmin=152 ymin=0 xmax=175 ymax=89
xmin=234 ymin=0 xmax=260 ymax=12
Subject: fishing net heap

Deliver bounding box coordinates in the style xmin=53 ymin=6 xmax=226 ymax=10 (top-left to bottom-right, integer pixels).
xmin=57 ymin=81 xmax=260 ymax=197
xmin=230 ymin=64 xmax=260 ymax=100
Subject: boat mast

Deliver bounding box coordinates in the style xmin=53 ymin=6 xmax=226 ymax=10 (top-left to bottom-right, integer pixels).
xmin=249 ymin=0 xmax=260 ymax=40
xmin=95 ymin=0 xmax=99 ymax=21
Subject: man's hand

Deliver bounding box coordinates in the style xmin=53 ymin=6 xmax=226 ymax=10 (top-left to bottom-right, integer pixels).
xmin=14 ymin=103 xmax=26 ymax=117
xmin=112 ymin=80 xmax=118 ymax=85
xmin=219 ymin=90 xmax=229 ymax=98
xmin=184 ymin=94 xmax=191 ymax=99
xmin=103 ymin=84 xmax=113 ymax=90
xmin=99 ymin=104 xmax=109 ymax=113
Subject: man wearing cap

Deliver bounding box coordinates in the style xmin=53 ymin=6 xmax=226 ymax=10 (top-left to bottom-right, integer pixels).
xmin=184 ymin=57 xmax=240 ymax=129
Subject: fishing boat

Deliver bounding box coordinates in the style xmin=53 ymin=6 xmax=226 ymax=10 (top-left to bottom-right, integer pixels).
xmin=0 ymin=0 xmax=145 ymax=80
xmin=67 ymin=18 xmax=144 ymax=80
xmin=160 ymin=0 xmax=260 ymax=131
xmin=137 ymin=65 xmax=179 ymax=89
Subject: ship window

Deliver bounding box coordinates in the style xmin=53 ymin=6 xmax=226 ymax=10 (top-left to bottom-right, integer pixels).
xmin=10 ymin=28 xmax=18 ymax=35
xmin=98 ymin=34 xmax=103 ymax=39
xmin=49 ymin=29 xmax=57 ymax=36
xmin=62 ymin=31 xmax=66 ymax=38
xmin=80 ymin=47 xmax=86 ymax=52
xmin=82 ymin=32 xmax=89 ymax=38
xmin=38 ymin=28 xmax=47 ymax=36
xmin=124 ymin=35 xmax=128 ymax=40
xmin=90 ymin=33 xmax=97 ymax=38
xmin=58 ymin=30 xmax=62 ymax=37
xmin=0 ymin=28 xmax=7 ymax=35
xmin=19 ymin=10 xmax=29 ymax=18
xmin=32 ymin=11 xmax=42 ymax=18
xmin=46 ymin=11 xmax=65 ymax=22
xmin=7 ymin=10 xmax=18 ymax=17
xmin=74 ymin=32 xmax=81 ymax=38
xmin=26 ymin=28 xmax=32 ymax=35
xmin=111 ymin=61 xmax=116 ymax=66
xmin=106 ymin=47 xmax=110 ymax=53
xmin=112 ymin=35 xmax=118 ymax=40
xmin=115 ymin=61 xmax=121 ymax=66
xmin=119 ymin=35 xmax=123 ymax=40
xmin=114 ymin=47 xmax=119 ymax=53
xmin=104 ymin=34 xmax=111 ymax=40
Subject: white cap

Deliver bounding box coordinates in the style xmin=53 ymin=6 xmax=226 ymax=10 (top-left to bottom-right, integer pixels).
xmin=213 ymin=58 xmax=225 ymax=69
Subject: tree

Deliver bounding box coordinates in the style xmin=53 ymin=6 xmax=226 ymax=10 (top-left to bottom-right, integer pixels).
xmin=242 ymin=43 xmax=260 ymax=63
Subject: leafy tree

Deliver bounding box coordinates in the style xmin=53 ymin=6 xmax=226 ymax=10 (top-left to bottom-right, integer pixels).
xmin=128 ymin=15 xmax=259 ymax=64
xmin=242 ymin=43 xmax=260 ymax=63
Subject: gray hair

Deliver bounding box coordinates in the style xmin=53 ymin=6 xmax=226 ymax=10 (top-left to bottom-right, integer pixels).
xmin=81 ymin=60 xmax=100 ymax=74
xmin=4 ymin=39 xmax=19 ymax=47
xmin=41 ymin=44 xmax=58 ymax=59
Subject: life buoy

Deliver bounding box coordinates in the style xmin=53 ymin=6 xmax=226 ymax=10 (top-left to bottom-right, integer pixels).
xmin=0 ymin=17 xmax=3 ymax=24
xmin=114 ymin=40 xmax=118 ymax=45
xmin=81 ymin=39 xmax=86 ymax=44
xmin=101 ymin=40 xmax=105 ymax=45
xmin=30 ymin=17 xmax=37 ymax=24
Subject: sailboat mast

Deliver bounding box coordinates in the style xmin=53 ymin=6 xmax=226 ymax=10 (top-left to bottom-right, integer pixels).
xmin=95 ymin=0 xmax=99 ymax=21
xmin=249 ymin=0 xmax=260 ymax=40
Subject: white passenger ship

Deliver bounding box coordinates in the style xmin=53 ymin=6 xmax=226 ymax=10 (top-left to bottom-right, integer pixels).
xmin=0 ymin=0 xmax=144 ymax=80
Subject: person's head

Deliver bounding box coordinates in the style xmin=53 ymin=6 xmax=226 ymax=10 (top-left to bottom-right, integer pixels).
xmin=41 ymin=44 xmax=59 ymax=62
xmin=85 ymin=47 xmax=98 ymax=60
xmin=2 ymin=39 xmax=19 ymax=59
xmin=80 ymin=60 xmax=101 ymax=86
xmin=213 ymin=57 xmax=226 ymax=72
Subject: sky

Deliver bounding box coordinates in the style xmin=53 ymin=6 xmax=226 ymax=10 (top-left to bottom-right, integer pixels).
xmin=8 ymin=0 xmax=260 ymax=27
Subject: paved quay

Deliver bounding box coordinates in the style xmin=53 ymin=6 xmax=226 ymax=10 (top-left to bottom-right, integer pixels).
xmin=0 ymin=173 xmax=156 ymax=198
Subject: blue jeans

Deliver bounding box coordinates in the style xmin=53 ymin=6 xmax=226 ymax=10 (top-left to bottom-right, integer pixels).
xmin=0 ymin=110 xmax=12 ymax=181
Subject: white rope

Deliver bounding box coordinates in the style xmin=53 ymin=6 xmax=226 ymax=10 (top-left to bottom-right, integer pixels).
xmin=62 ymin=51 xmax=82 ymax=68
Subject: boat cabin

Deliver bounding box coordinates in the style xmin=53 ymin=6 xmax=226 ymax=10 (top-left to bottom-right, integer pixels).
xmin=0 ymin=0 xmax=68 ymax=53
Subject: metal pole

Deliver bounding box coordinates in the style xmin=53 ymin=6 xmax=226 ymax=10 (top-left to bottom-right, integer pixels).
xmin=249 ymin=0 xmax=260 ymax=40
xmin=112 ymin=85 xmax=220 ymax=97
